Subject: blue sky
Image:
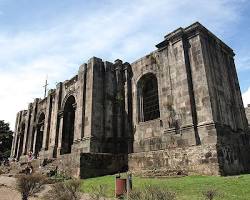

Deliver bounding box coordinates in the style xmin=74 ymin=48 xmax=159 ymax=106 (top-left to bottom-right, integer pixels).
xmin=0 ymin=0 xmax=250 ymax=129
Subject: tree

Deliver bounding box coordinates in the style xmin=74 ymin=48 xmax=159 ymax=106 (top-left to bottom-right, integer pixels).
xmin=0 ymin=120 xmax=13 ymax=161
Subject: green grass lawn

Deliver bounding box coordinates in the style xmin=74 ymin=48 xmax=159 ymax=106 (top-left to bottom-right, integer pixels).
xmin=81 ymin=174 xmax=250 ymax=199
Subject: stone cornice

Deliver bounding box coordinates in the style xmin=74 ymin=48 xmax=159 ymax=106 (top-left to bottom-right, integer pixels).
xmin=156 ymin=21 xmax=235 ymax=56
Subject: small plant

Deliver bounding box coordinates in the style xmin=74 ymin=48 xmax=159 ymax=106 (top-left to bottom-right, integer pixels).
xmin=16 ymin=173 xmax=47 ymax=200
xmin=127 ymin=189 xmax=141 ymax=200
xmin=128 ymin=185 xmax=176 ymax=200
xmin=89 ymin=184 xmax=108 ymax=200
xmin=50 ymin=171 xmax=71 ymax=181
xmin=43 ymin=179 xmax=81 ymax=200
xmin=202 ymin=188 xmax=218 ymax=200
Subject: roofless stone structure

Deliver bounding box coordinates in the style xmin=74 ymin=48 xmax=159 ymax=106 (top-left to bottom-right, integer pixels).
xmin=11 ymin=22 xmax=250 ymax=177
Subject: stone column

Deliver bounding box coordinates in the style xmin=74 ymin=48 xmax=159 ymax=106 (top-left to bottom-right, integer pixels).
xmin=10 ymin=133 xmax=16 ymax=158
xmin=49 ymin=82 xmax=62 ymax=158
xmin=124 ymin=62 xmax=133 ymax=153
xmin=177 ymin=37 xmax=199 ymax=145
xmin=32 ymin=128 xmax=38 ymax=155
xmin=84 ymin=57 xmax=104 ymax=152
xmin=138 ymin=88 xmax=144 ymax=122
xmin=74 ymin=64 xmax=87 ymax=142
xmin=11 ymin=112 xmax=20 ymax=158
xmin=13 ymin=135 xmax=19 ymax=158
xmin=22 ymin=103 xmax=32 ymax=155
xmin=11 ymin=132 xmax=18 ymax=158
xmin=57 ymin=110 xmax=64 ymax=156
xmin=16 ymin=134 xmax=22 ymax=160
xmin=42 ymin=91 xmax=54 ymax=153
xmin=103 ymin=61 xmax=115 ymax=138
xmin=27 ymin=99 xmax=39 ymax=152
xmin=114 ymin=59 xmax=125 ymax=153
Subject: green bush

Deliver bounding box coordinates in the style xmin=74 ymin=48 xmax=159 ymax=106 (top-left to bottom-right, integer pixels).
xmin=202 ymin=188 xmax=219 ymax=200
xmin=128 ymin=185 xmax=176 ymax=200
xmin=89 ymin=184 xmax=108 ymax=200
xmin=43 ymin=179 xmax=81 ymax=200
xmin=16 ymin=174 xmax=47 ymax=200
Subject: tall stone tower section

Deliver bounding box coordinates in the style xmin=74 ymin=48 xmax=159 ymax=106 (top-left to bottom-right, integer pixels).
xmin=128 ymin=22 xmax=250 ymax=175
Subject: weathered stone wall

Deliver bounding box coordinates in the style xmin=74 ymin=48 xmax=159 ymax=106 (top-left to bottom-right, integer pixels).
xmin=245 ymin=105 xmax=250 ymax=126
xmin=57 ymin=152 xmax=81 ymax=178
xmin=129 ymin=145 xmax=219 ymax=176
xmin=79 ymin=153 xmax=127 ymax=178
xmin=200 ymin=29 xmax=248 ymax=132
xmin=129 ymin=127 xmax=250 ymax=176
xmin=216 ymin=125 xmax=250 ymax=175
xmin=55 ymin=152 xmax=127 ymax=179
xmin=11 ymin=110 xmax=29 ymax=159
xmin=11 ymin=22 xmax=250 ymax=177
xmin=130 ymin=23 xmax=215 ymax=153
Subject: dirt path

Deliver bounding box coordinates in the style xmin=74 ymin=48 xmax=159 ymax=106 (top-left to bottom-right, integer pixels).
xmin=0 ymin=175 xmax=107 ymax=200
xmin=0 ymin=175 xmax=40 ymax=200
xmin=0 ymin=186 xmax=21 ymax=200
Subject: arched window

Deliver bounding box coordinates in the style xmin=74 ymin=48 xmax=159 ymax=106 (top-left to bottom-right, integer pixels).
xmin=137 ymin=73 xmax=160 ymax=122
xmin=61 ymin=95 xmax=76 ymax=154
xmin=35 ymin=112 xmax=45 ymax=156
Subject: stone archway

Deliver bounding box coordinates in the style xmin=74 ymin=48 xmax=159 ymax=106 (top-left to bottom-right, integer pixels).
xmin=35 ymin=112 xmax=45 ymax=156
xmin=61 ymin=95 xmax=76 ymax=154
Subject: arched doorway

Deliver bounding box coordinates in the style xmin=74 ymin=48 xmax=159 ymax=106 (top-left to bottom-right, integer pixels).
xmin=61 ymin=95 xmax=76 ymax=154
xmin=35 ymin=113 xmax=45 ymax=156
xmin=137 ymin=73 xmax=160 ymax=122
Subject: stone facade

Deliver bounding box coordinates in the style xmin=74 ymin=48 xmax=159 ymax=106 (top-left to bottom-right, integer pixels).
xmin=10 ymin=22 xmax=250 ymax=177
xmin=246 ymin=105 xmax=250 ymax=126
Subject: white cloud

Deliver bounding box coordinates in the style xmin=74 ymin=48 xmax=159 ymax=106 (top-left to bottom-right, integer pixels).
xmin=0 ymin=0 xmax=247 ymax=129
xmin=243 ymin=87 xmax=250 ymax=107
xmin=236 ymin=55 xmax=250 ymax=71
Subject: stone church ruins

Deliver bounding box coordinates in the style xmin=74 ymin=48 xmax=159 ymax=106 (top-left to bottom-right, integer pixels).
xmin=10 ymin=22 xmax=250 ymax=177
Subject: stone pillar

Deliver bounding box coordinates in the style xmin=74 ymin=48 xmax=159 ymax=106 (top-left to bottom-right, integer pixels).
xmin=41 ymin=90 xmax=54 ymax=153
xmin=138 ymin=88 xmax=144 ymax=122
xmin=10 ymin=133 xmax=16 ymax=158
xmin=114 ymin=59 xmax=125 ymax=152
xmin=74 ymin=64 xmax=87 ymax=141
xmin=16 ymin=133 xmax=22 ymax=160
xmin=27 ymin=99 xmax=39 ymax=152
xmin=103 ymin=61 xmax=115 ymax=140
xmin=11 ymin=112 xmax=20 ymax=158
xmin=11 ymin=132 xmax=18 ymax=158
xmin=49 ymin=82 xmax=62 ymax=158
xmin=22 ymin=103 xmax=32 ymax=155
xmin=84 ymin=57 xmax=104 ymax=152
xmin=57 ymin=111 xmax=64 ymax=156
xmin=16 ymin=111 xmax=26 ymax=159
xmin=13 ymin=135 xmax=19 ymax=158
xmin=181 ymin=36 xmax=201 ymax=145
xmin=32 ymin=128 xmax=38 ymax=155
xmin=124 ymin=62 xmax=133 ymax=153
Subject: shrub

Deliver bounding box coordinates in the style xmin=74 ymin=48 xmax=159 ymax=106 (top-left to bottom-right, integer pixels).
xmin=89 ymin=184 xmax=108 ymax=200
xmin=202 ymin=188 xmax=218 ymax=200
xmin=43 ymin=179 xmax=81 ymax=200
xmin=128 ymin=185 xmax=176 ymax=200
xmin=16 ymin=174 xmax=47 ymax=200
